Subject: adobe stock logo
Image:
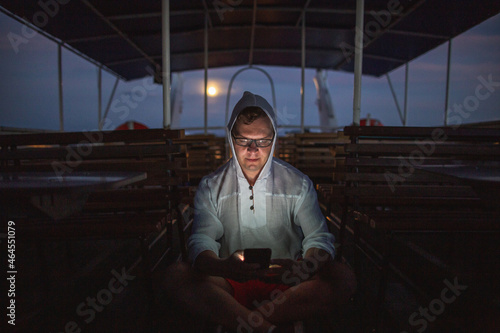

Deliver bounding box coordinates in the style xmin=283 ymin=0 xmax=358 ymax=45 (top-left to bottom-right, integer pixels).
xmin=401 ymin=277 xmax=467 ymax=333
xmin=384 ymin=74 xmax=499 ymax=192
xmin=7 ymin=0 xmax=72 ymax=53
xmin=52 ymin=267 xmax=136 ymax=333
xmin=340 ymin=0 xmax=406 ymax=60
xmin=213 ymin=0 xmax=243 ymax=21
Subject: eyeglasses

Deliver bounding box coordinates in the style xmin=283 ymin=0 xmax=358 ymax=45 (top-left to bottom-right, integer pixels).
xmin=231 ymin=133 xmax=274 ymax=148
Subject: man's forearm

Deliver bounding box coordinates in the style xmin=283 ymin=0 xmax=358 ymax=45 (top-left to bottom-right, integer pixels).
xmin=193 ymin=250 xmax=228 ymax=277
xmin=303 ymin=247 xmax=332 ymax=275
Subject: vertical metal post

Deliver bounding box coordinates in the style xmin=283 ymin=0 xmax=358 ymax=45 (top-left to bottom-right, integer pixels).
xmin=444 ymin=39 xmax=452 ymax=126
xmin=249 ymin=0 xmax=257 ymax=66
xmin=386 ymin=73 xmax=404 ymax=125
xmin=300 ymin=11 xmax=306 ymax=133
xmin=58 ymin=43 xmax=64 ymax=132
xmin=98 ymin=66 xmax=102 ymax=130
xmin=352 ymin=0 xmax=364 ymax=126
xmin=102 ymin=77 xmax=119 ymax=125
xmin=204 ymin=12 xmax=208 ymax=135
xmin=162 ymin=0 xmax=171 ymax=129
xmin=403 ymin=63 xmax=409 ymax=126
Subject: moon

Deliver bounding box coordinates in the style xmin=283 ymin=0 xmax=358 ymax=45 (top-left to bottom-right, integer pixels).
xmin=207 ymin=86 xmax=217 ymax=96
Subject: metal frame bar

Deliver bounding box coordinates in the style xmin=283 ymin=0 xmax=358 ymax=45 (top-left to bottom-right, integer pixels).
xmin=58 ymin=43 xmax=64 ymax=132
xmin=0 ymin=6 xmax=122 ymax=80
xmin=80 ymin=0 xmax=157 ymax=69
xmin=101 ymin=77 xmax=120 ymax=129
xmin=248 ymin=0 xmax=257 ymax=66
xmin=143 ymin=47 xmax=409 ymax=69
xmin=444 ymin=39 xmax=452 ymax=126
xmin=201 ymin=0 xmax=213 ymax=28
xmin=107 ymin=7 xmax=406 ymax=21
xmin=162 ymin=0 xmax=171 ymax=128
xmin=386 ymin=29 xmax=450 ymax=40
xmin=352 ymin=0 xmax=364 ymax=126
xmin=202 ymin=0 xmax=212 ymax=135
xmin=300 ymin=9 xmax=306 ymax=133
xmin=404 ymin=63 xmax=409 ymax=126
xmin=98 ymin=66 xmax=102 ymax=128
xmin=295 ymin=0 xmax=312 ymax=27
xmin=162 ymin=24 xmax=352 ymax=35
xmin=386 ymin=73 xmax=404 ymax=125
xmin=204 ymin=11 xmax=209 ymax=135
xmin=224 ymin=66 xmax=277 ymax=127
xmin=335 ymin=0 xmax=426 ymax=70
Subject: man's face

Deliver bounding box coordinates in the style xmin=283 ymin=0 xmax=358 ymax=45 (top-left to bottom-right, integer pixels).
xmin=232 ymin=115 xmax=274 ymax=182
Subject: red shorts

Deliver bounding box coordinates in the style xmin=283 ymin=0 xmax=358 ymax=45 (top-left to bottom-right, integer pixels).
xmin=226 ymin=279 xmax=290 ymax=309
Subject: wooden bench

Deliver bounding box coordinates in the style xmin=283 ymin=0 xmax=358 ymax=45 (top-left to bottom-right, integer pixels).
xmin=0 ymin=128 xmax=184 ymax=290
xmin=276 ymin=134 xmax=296 ymax=165
xmin=276 ymin=132 xmax=348 ymax=183
xmin=317 ymin=126 xmax=500 ymax=331
xmin=173 ymin=134 xmax=226 ymax=185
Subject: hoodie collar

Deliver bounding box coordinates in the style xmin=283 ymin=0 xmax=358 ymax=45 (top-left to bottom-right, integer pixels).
xmin=227 ymin=91 xmax=278 ymax=183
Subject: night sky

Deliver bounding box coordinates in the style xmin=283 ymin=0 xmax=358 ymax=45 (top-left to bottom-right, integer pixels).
xmin=1 ymin=11 xmax=499 ymax=135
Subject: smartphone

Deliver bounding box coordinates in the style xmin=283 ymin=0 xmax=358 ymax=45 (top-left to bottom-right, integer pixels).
xmin=244 ymin=248 xmax=272 ymax=269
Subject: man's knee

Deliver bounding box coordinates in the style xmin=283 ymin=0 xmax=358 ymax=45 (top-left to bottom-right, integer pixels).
xmin=332 ymin=261 xmax=357 ymax=299
xmin=318 ymin=261 xmax=357 ymax=303
xmin=158 ymin=261 xmax=194 ymax=294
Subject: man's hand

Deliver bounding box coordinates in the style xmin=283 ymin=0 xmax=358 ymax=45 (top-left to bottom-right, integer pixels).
xmin=262 ymin=259 xmax=314 ymax=285
xmin=222 ymin=250 xmax=267 ymax=281
xmin=262 ymin=248 xmax=332 ymax=285
xmin=194 ymin=250 xmax=266 ymax=281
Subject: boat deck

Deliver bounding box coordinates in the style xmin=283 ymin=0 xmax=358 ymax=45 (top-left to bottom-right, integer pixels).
xmin=7 ymin=229 xmax=500 ymax=333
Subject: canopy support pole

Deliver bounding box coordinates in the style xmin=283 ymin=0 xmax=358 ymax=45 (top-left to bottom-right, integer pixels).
xmin=204 ymin=12 xmax=209 ymax=135
xmin=403 ymin=63 xmax=409 ymax=126
xmin=300 ymin=10 xmax=306 ymax=133
xmin=98 ymin=66 xmax=102 ymax=130
xmin=444 ymin=39 xmax=452 ymax=126
xmin=386 ymin=73 xmax=404 ymax=125
xmin=162 ymin=0 xmax=171 ymax=129
xmin=352 ymin=0 xmax=364 ymax=126
xmin=101 ymin=77 xmax=119 ymax=128
xmin=58 ymin=43 xmax=64 ymax=132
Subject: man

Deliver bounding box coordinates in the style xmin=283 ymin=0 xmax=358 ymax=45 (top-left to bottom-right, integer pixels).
xmin=163 ymin=91 xmax=355 ymax=332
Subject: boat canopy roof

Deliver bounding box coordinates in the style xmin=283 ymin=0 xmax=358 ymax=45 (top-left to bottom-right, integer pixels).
xmin=1 ymin=0 xmax=499 ymax=80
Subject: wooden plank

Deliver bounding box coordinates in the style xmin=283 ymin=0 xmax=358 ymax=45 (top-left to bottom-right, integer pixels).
xmin=17 ymin=212 xmax=167 ymax=239
xmin=344 ymin=126 xmax=500 ymax=140
xmin=84 ymin=188 xmax=176 ymax=211
xmin=356 ymin=196 xmax=483 ymax=207
xmin=345 ymin=172 xmax=457 ymax=183
xmin=0 ymin=129 xmax=184 ymax=147
xmin=0 ymin=143 xmax=181 ymax=161
xmin=345 ymin=184 xmax=477 ymax=198
xmin=345 ymin=143 xmax=500 ymax=156
xmin=344 ymin=157 xmax=480 ymax=167
xmin=296 ymin=147 xmax=334 ymax=153
xmin=366 ymin=214 xmax=500 ymax=231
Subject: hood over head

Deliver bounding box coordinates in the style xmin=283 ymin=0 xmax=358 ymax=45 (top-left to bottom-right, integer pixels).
xmin=227 ymin=91 xmax=277 ymax=181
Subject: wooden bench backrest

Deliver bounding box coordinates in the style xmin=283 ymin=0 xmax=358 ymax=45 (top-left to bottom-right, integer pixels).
xmin=0 ymin=129 xmax=184 ymax=187
xmin=341 ymin=126 xmax=500 ymax=206
xmin=173 ymin=134 xmax=227 ymax=185
xmin=276 ymin=132 xmax=348 ymax=182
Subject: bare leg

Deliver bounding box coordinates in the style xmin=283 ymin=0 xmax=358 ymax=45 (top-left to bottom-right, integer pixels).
xmin=255 ymin=260 xmax=356 ymax=325
xmin=159 ymin=262 xmax=276 ymax=333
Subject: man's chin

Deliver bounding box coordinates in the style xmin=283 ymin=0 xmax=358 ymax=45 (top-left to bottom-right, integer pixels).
xmin=243 ymin=164 xmax=262 ymax=172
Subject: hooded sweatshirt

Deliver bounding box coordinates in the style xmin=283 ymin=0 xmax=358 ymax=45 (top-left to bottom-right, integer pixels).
xmin=188 ymin=91 xmax=335 ymax=263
